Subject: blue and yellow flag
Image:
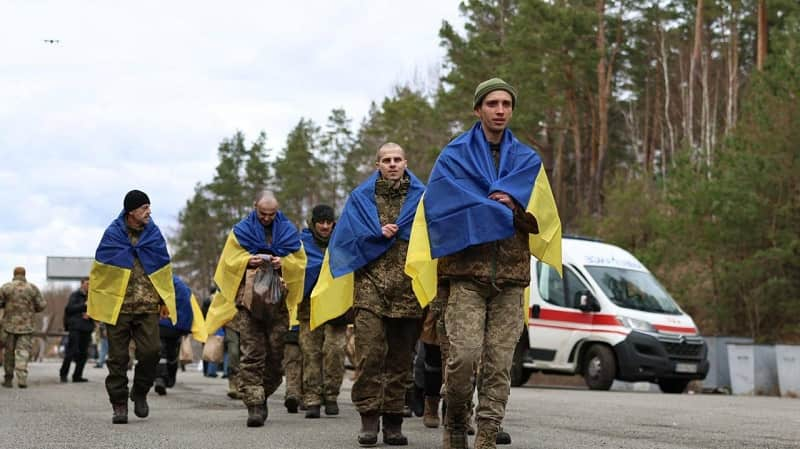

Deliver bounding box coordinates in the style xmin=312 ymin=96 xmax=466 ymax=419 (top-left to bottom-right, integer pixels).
xmin=206 ymin=210 xmax=306 ymax=335
xmin=405 ymin=122 xmax=562 ymax=307
xmin=310 ymin=170 xmax=425 ymax=329
xmin=87 ymin=211 xmax=176 ymax=325
xmin=159 ymin=275 xmax=208 ymax=343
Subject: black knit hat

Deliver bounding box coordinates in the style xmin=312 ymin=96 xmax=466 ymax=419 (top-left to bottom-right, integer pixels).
xmin=311 ymin=204 xmax=335 ymax=224
xmin=124 ymin=189 xmax=150 ymax=213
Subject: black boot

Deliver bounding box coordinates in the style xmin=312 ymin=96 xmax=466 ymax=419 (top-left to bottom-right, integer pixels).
xmin=496 ymin=426 xmax=511 ymax=445
xmin=112 ymin=402 xmax=128 ymax=424
xmin=358 ymin=412 xmax=380 ymax=447
xmin=305 ymin=404 xmax=321 ymax=418
xmin=130 ymin=394 xmax=149 ymax=418
xmin=382 ymin=414 xmax=409 ymax=446
xmin=154 ymin=377 xmax=167 ymax=396
xmin=324 ymin=400 xmax=339 ymax=416
xmin=246 ymin=403 xmax=267 ymax=427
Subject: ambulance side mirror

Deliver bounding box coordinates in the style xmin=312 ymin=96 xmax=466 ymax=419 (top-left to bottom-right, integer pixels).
xmin=576 ymin=291 xmax=600 ymax=312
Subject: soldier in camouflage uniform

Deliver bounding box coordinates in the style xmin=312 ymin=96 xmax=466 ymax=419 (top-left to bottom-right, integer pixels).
xmin=427 ymin=79 xmax=541 ymax=449
xmin=347 ymin=143 xmax=424 ymax=447
xmin=298 ymin=204 xmax=347 ymax=419
xmin=228 ymin=191 xmax=301 ymax=427
xmin=0 ymin=266 xmax=46 ymax=388
xmin=92 ymin=190 xmax=171 ymax=424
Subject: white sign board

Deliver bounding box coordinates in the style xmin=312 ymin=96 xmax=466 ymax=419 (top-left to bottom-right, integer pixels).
xmin=46 ymin=256 xmax=93 ymax=280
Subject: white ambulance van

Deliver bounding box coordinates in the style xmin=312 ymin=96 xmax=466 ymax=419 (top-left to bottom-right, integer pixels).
xmin=511 ymin=236 xmax=709 ymax=393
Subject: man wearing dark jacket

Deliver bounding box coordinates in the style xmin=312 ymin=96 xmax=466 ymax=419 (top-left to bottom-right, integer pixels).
xmin=60 ymin=278 xmax=93 ymax=383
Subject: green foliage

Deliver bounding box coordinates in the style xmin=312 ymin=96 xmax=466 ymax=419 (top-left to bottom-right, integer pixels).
xmin=273 ymin=118 xmax=323 ymax=224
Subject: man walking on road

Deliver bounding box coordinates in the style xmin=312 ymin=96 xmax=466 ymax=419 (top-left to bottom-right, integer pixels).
xmin=0 ymin=266 xmax=47 ymax=388
xmin=297 ymin=204 xmax=347 ymax=419
xmin=60 ymin=277 xmax=93 ymax=383
xmin=406 ymin=78 xmax=562 ymax=449
xmin=205 ymin=191 xmax=306 ymax=427
xmin=88 ymin=189 xmax=177 ymax=424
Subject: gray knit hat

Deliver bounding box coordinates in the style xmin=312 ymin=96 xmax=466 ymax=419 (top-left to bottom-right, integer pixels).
xmin=473 ymin=77 xmax=517 ymax=109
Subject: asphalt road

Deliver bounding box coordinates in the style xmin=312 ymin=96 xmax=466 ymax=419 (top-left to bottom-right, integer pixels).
xmin=1 ymin=361 xmax=798 ymax=449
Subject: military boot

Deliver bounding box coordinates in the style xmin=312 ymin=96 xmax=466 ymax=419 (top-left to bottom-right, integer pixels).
xmin=357 ymin=412 xmax=380 ymax=447
xmin=17 ymin=374 xmax=27 ymax=389
xmin=154 ymin=377 xmax=167 ymax=396
xmin=423 ymin=396 xmax=441 ymax=428
xmin=474 ymin=421 xmax=499 ymax=449
xmin=305 ymin=404 xmax=321 ymax=419
xmin=324 ymin=399 xmax=339 ymax=415
xmin=112 ymin=402 xmax=128 ymax=424
xmin=3 ymin=375 xmax=14 ymax=388
xmin=130 ymin=393 xmax=149 ymax=418
xmin=382 ymin=414 xmax=408 ymax=446
xmin=246 ymin=403 xmax=267 ymax=427
xmin=495 ymin=426 xmax=511 ymax=445
xmin=284 ymin=395 xmax=299 ymax=413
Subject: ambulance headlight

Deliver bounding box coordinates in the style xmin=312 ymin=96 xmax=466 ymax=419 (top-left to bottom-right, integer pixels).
xmin=616 ymin=316 xmax=656 ymax=332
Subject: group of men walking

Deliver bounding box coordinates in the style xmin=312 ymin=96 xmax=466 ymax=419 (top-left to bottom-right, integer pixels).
xmin=1 ymin=77 xmax=560 ymax=449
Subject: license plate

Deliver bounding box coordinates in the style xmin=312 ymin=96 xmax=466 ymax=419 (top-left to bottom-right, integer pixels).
xmin=675 ymin=362 xmax=698 ymax=373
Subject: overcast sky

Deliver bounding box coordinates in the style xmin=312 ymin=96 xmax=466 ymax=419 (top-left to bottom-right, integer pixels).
xmin=0 ymin=1 xmax=464 ymax=289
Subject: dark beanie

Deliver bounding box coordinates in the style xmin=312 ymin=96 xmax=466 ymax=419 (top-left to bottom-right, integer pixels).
xmin=311 ymin=204 xmax=335 ymax=224
xmin=473 ymin=77 xmax=517 ymax=109
xmin=124 ymin=189 xmax=150 ymax=213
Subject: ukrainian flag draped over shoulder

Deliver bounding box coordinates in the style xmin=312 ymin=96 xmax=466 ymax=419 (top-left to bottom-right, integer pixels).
xmin=205 ymin=210 xmax=306 ymax=335
xmin=310 ymin=170 xmax=425 ymax=329
xmin=87 ymin=211 xmax=176 ymax=325
xmin=405 ymin=122 xmax=562 ymax=306
xmin=159 ymin=275 xmax=208 ymax=343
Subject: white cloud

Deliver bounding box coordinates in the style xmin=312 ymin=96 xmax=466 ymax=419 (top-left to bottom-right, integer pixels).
xmin=0 ymin=0 xmax=464 ymax=288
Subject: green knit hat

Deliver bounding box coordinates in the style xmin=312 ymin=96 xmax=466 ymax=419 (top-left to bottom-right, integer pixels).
xmin=473 ymin=77 xmax=517 ymax=109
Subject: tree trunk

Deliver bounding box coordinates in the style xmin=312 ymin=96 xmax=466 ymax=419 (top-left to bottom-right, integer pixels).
xmin=688 ymin=0 xmax=704 ymax=153
xmin=756 ymin=0 xmax=767 ymax=71
xmin=659 ymin=21 xmax=676 ymax=169
xmin=593 ymin=0 xmax=609 ymax=214
xmin=726 ymin=0 xmax=740 ymax=135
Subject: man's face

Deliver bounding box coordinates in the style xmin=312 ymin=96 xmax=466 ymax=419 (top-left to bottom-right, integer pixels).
xmin=80 ymin=279 xmax=89 ymax=294
xmin=313 ymin=220 xmax=334 ymax=238
xmin=375 ymin=147 xmax=407 ymax=182
xmin=474 ymin=90 xmax=514 ymax=135
xmin=127 ymin=204 xmax=151 ymax=227
xmin=255 ymin=199 xmax=279 ymax=226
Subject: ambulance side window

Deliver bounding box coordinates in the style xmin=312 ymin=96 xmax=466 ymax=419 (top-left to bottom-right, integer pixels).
xmin=538 ymin=263 xmax=589 ymax=310
xmin=537 ymin=262 xmax=566 ymax=307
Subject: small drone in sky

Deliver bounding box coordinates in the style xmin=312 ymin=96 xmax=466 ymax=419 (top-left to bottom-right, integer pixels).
xmin=43 ymin=39 xmax=60 ymax=44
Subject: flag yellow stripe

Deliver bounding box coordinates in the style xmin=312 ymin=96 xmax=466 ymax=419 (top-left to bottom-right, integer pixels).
xmin=189 ymin=293 xmax=208 ymax=343
xmin=148 ymin=263 xmax=177 ymax=325
xmin=405 ymin=197 xmax=438 ymax=307
xmin=87 ymin=261 xmax=131 ymax=325
xmin=283 ymin=245 xmax=308 ymax=327
xmin=527 ymin=168 xmax=563 ymax=277
xmin=309 ymin=250 xmax=354 ymax=330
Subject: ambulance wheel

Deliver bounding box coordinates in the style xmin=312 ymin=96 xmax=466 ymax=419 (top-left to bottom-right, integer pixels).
xmin=510 ymin=337 xmax=531 ymax=387
xmin=583 ymin=345 xmax=615 ymax=390
xmin=658 ymin=379 xmax=689 ymax=394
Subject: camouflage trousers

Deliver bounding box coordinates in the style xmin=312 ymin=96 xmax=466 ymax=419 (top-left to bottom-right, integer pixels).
xmin=3 ymin=331 xmax=32 ymax=385
xmin=444 ymin=280 xmax=524 ymax=435
xmin=283 ymin=338 xmax=302 ymax=402
xmin=238 ymin=305 xmax=288 ymax=407
xmin=106 ymin=313 xmax=161 ymax=403
xmin=351 ymin=308 xmax=420 ymax=415
xmin=224 ymin=326 xmax=240 ymax=395
xmin=299 ymin=320 xmax=347 ymax=406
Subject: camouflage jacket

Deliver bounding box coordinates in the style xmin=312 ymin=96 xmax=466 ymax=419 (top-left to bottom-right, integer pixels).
xmin=120 ymin=226 xmax=162 ymax=314
xmin=354 ymin=176 xmax=422 ymax=319
xmin=0 ymin=275 xmax=47 ymax=334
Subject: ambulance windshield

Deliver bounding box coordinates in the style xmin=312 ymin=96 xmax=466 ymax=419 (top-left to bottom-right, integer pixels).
xmin=585 ymin=266 xmax=681 ymax=315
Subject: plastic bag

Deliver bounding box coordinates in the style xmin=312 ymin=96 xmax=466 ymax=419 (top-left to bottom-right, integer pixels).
xmin=202 ymin=335 xmax=224 ymax=363
xmin=253 ymin=261 xmax=282 ymax=305
xmin=179 ymin=335 xmax=194 ymax=363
